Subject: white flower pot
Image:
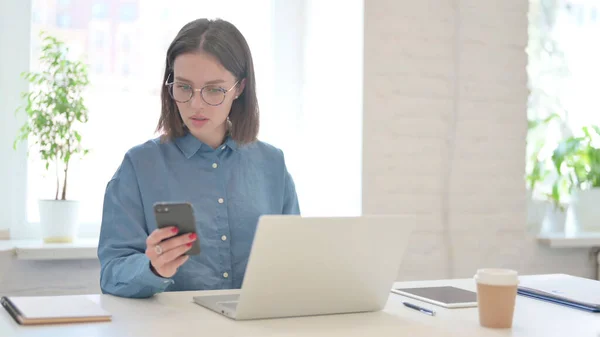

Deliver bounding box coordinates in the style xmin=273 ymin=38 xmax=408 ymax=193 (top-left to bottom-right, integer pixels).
xmin=38 ymin=200 xmax=80 ymax=243
xmin=526 ymin=190 xmax=546 ymax=234
xmin=569 ymin=188 xmax=600 ymax=232
xmin=541 ymin=204 xmax=567 ymax=233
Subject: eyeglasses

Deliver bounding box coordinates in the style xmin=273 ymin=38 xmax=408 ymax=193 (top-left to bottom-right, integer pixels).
xmin=165 ymin=74 xmax=240 ymax=106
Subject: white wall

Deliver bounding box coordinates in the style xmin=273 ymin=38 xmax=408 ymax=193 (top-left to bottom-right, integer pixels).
xmin=0 ymin=251 xmax=100 ymax=296
xmin=363 ymin=0 xmax=596 ymax=280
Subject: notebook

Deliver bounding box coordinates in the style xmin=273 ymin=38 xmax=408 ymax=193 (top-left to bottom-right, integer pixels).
xmin=1 ymin=295 xmax=112 ymax=325
xmin=517 ymin=274 xmax=600 ymax=313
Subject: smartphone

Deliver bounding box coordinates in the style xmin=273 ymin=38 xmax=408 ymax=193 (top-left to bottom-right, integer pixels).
xmin=153 ymin=202 xmax=201 ymax=255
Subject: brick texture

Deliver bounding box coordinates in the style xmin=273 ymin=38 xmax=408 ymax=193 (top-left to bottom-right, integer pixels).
xmin=363 ymin=0 xmax=596 ymax=280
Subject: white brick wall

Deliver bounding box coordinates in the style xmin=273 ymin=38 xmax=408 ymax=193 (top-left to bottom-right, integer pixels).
xmin=0 ymin=251 xmax=100 ymax=296
xmin=363 ymin=0 xmax=596 ymax=280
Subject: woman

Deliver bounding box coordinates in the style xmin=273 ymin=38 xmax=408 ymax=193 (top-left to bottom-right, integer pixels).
xmin=97 ymin=18 xmax=300 ymax=298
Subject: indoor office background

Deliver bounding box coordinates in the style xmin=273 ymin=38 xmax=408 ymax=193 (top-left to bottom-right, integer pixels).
xmin=0 ymin=0 xmax=598 ymax=296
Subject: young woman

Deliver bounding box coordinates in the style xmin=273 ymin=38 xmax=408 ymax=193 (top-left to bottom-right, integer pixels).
xmin=97 ymin=18 xmax=300 ymax=298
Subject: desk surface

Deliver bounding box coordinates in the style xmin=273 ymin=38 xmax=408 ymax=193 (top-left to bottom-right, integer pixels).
xmin=1 ymin=275 xmax=599 ymax=337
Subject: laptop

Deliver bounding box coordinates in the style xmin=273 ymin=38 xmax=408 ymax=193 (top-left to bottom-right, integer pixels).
xmin=193 ymin=214 xmax=415 ymax=320
xmin=517 ymin=274 xmax=600 ymax=312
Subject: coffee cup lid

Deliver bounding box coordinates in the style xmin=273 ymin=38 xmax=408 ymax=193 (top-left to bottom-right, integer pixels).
xmin=474 ymin=268 xmax=518 ymax=286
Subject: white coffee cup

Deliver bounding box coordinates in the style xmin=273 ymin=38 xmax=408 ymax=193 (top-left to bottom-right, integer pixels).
xmin=474 ymin=268 xmax=519 ymax=329
xmin=474 ymin=268 xmax=519 ymax=286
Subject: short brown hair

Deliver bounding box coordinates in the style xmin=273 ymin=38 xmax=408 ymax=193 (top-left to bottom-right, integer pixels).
xmin=156 ymin=18 xmax=259 ymax=145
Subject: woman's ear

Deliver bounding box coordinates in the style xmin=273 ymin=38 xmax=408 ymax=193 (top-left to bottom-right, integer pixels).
xmin=235 ymin=78 xmax=246 ymax=99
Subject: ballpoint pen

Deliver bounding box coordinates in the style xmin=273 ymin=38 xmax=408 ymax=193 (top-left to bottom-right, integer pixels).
xmin=402 ymin=301 xmax=436 ymax=316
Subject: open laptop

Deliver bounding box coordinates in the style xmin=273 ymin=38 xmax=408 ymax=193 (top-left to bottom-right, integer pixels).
xmin=193 ymin=214 xmax=415 ymax=320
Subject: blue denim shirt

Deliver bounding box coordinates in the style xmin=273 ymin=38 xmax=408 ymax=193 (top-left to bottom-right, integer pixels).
xmin=97 ymin=132 xmax=300 ymax=298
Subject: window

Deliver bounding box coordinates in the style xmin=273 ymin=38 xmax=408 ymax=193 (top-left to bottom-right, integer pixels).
xmin=121 ymin=62 xmax=130 ymax=76
xmin=88 ymin=22 xmax=111 ymax=79
xmin=56 ymin=13 xmax=71 ymax=28
xmin=119 ymin=3 xmax=138 ymax=22
xmin=122 ymin=35 xmax=131 ymax=52
xmin=23 ymin=1 xmax=274 ymax=235
xmin=32 ymin=9 xmax=42 ymax=23
xmin=94 ymin=62 xmax=105 ymax=74
xmin=556 ymin=2 xmax=600 ymax=129
xmin=92 ymin=2 xmax=109 ymax=19
xmin=4 ymin=0 xmax=363 ymax=239
xmin=527 ymin=0 xmax=600 ymax=201
xmin=94 ymin=30 xmax=106 ymax=49
xmin=115 ymin=25 xmax=136 ymax=78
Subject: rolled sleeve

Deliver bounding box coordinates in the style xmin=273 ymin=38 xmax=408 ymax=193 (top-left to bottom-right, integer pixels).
xmin=134 ymin=254 xmax=175 ymax=290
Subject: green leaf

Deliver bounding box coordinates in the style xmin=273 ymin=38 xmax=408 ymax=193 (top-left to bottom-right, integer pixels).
xmin=528 ymin=113 xmax=561 ymax=130
xmin=552 ymin=137 xmax=581 ymax=173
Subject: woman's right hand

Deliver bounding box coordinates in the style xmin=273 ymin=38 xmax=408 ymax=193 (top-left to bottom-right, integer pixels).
xmin=145 ymin=226 xmax=197 ymax=278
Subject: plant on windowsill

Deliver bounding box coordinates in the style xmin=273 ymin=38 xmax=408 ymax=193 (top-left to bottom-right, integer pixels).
xmin=13 ymin=32 xmax=90 ymax=243
xmin=525 ymin=114 xmax=560 ymax=195
xmin=540 ymin=165 xmax=570 ymax=234
xmin=525 ymin=113 xmax=564 ymax=233
xmin=525 ymin=138 xmax=550 ymax=233
xmin=552 ymin=125 xmax=600 ymax=232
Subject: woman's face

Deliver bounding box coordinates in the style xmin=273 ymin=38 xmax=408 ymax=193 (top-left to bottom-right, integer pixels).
xmin=171 ymin=51 xmax=244 ymax=148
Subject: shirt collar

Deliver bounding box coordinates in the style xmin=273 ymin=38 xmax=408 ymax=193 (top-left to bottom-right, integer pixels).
xmin=223 ymin=135 xmax=239 ymax=151
xmin=175 ymin=132 xmax=238 ymax=159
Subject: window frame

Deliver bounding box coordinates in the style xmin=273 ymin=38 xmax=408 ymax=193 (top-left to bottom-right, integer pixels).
xmin=1 ymin=0 xmax=364 ymax=240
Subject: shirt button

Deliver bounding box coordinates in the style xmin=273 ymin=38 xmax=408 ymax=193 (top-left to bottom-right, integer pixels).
xmin=223 ymin=272 xmax=229 ymax=278
xmin=221 ymin=235 xmax=227 ymax=241
xmin=218 ymin=198 xmax=224 ymax=204
xmin=212 ymin=163 xmax=218 ymax=169
xmin=221 ymin=145 xmax=226 ymax=150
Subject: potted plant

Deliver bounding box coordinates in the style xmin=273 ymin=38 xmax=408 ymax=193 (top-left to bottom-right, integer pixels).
xmin=540 ymin=166 xmax=570 ymax=233
xmin=552 ymin=125 xmax=600 ymax=232
xmin=525 ymin=140 xmax=551 ymax=233
xmin=13 ymin=32 xmax=90 ymax=243
xmin=525 ymin=113 xmax=562 ymax=233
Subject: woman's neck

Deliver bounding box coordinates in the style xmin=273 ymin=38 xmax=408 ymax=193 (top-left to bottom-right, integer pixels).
xmin=192 ymin=125 xmax=228 ymax=149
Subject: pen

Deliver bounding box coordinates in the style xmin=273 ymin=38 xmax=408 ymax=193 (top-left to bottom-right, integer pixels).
xmin=402 ymin=301 xmax=436 ymax=316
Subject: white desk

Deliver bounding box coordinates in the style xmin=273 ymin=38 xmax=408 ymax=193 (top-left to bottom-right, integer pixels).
xmin=1 ymin=275 xmax=599 ymax=337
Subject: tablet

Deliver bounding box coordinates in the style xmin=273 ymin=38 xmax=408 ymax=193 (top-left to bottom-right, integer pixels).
xmin=391 ymin=286 xmax=478 ymax=308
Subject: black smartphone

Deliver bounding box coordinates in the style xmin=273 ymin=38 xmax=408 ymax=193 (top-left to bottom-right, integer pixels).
xmin=153 ymin=202 xmax=201 ymax=255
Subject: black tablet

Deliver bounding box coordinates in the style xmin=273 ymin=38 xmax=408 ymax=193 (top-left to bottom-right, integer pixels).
xmin=391 ymin=286 xmax=478 ymax=308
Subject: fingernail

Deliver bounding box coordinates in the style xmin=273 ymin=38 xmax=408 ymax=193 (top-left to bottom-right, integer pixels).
xmin=186 ymin=242 xmax=192 ymax=247
xmin=171 ymin=227 xmax=178 ymax=233
xmin=188 ymin=233 xmax=197 ymax=240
